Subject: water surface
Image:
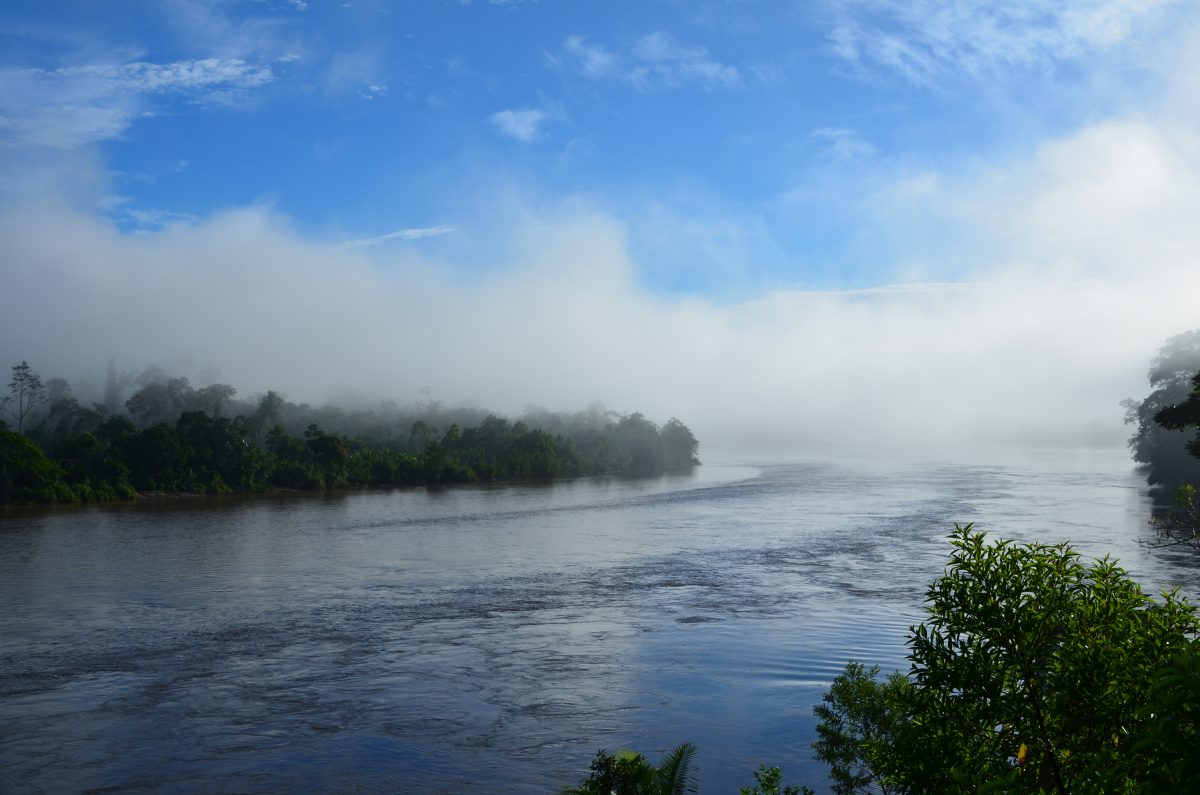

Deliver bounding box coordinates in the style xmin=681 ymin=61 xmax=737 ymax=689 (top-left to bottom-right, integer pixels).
xmin=2 ymin=449 xmax=1195 ymax=792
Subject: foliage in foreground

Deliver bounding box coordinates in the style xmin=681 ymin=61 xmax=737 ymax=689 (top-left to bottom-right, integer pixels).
xmin=813 ymin=524 xmax=1199 ymax=793
xmin=563 ymin=746 xmax=812 ymax=795
xmin=563 ymin=742 xmax=699 ymax=795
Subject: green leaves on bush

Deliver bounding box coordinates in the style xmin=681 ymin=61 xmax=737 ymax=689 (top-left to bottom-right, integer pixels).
xmin=564 ymin=742 xmax=698 ymax=795
xmin=813 ymin=524 xmax=1199 ymax=793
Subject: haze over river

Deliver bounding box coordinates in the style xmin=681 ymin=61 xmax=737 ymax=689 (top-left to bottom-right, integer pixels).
xmin=2 ymin=448 xmax=1196 ymax=793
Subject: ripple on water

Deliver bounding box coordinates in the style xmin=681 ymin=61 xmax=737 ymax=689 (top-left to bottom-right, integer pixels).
xmin=1 ymin=453 xmax=1191 ymax=793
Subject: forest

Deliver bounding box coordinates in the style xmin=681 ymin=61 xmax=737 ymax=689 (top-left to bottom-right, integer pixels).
xmin=0 ymin=361 xmax=700 ymax=504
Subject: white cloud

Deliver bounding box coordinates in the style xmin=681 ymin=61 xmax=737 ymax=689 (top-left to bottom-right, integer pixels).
xmin=554 ymin=31 xmax=742 ymax=91
xmin=123 ymin=207 xmax=201 ymax=231
xmin=489 ymin=108 xmax=548 ymax=142
xmin=867 ymin=119 xmax=1200 ymax=284
xmin=826 ymin=0 xmax=1182 ymax=86
xmin=161 ymin=0 xmax=301 ymax=64
xmin=3 ymin=111 xmax=1199 ymax=455
xmin=344 ymin=225 xmax=458 ymax=247
xmin=809 ymin=126 xmax=876 ymax=160
xmin=0 ymin=58 xmax=273 ymax=148
xmin=59 ymin=59 xmax=273 ymax=93
xmin=561 ymin=35 xmax=619 ymax=79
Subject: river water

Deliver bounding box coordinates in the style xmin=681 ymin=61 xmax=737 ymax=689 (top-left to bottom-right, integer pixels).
xmin=2 ymin=448 xmax=1197 ymax=793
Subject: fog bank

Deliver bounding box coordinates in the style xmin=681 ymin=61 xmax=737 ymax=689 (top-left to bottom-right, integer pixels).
xmin=4 ymin=118 xmax=1199 ymax=455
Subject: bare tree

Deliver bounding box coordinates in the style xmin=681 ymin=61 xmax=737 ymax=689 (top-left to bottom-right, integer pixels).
xmin=2 ymin=361 xmax=48 ymax=434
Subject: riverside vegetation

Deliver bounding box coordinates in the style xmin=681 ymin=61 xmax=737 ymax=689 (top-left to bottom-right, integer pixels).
xmin=0 ymin=361 xmax=699 ymax=504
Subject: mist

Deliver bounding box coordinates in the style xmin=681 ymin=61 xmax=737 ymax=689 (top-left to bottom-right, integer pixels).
xmin=4 ymin=115 xmax=1200 ymax=456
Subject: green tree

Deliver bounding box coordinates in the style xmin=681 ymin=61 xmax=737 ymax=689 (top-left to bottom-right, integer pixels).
xmin=564 ymin=742 xmax=698 ymax=795
xmin=660 ymin=418 xmax=700 ymax=470
xmin=1154 ymin=369 xmax=1200 ymax=459
xmin=0 ymin=428 xmax=70 ymax=502
xmin=1135 ymin=643 xmax=1200 ymax=791
xmin=813 ymin=525 xmax=1199 ymax=793
xmin=813 ymin=663 xmax=912 ymax=795
xmin=250 ymin=390 xmax=284 ymax=440
xmin=195 ymin=383 xmax=237 ymax=418
xmin=614 ymin=412 xmax=663 ymax=474
xmin=1124 ymin=330 xmax=1200 ymax=489
xmin=3 ymin=361 xmax=48 ymax=434
xmin=125 ymin=377 xmax=195 ymax=426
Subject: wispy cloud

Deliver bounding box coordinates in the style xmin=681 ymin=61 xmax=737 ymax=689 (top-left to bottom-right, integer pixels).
xmin=123 ymin=207 xmax=201 ymax=232
xmin=826 ymin=0 xmax=1180 ymax=86
xmin=344 ymin=225 xmax=457 ymax=247
xmin=553 ymin=32 xmax=742 ymax=91
xmin=560 ymin=35 xmax=619 ymax=79
xmin=489 ymin=108 xmax=549 ymax=142
xmin=809 ymin=127 xmax=876 ymax=160
xmin=59 ymin=59 xmax=273 ymax=92
xmin=0 ymin=58 xmax=273 ymax=148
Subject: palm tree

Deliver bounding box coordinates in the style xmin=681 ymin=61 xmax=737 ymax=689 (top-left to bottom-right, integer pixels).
xmin=563 ymin=742 xmax=698 ymax=795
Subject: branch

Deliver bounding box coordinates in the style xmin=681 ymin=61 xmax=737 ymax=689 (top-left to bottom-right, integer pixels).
xmin=1144 ymin=485 xmax=1200 ymax=552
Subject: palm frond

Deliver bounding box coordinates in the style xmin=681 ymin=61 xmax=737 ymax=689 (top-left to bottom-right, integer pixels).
xmin=655 ymin=741 xmax=698 ymax=795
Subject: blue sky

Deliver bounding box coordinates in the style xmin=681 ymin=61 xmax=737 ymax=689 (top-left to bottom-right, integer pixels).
xmin=3 ymin=1 xmax=1200 ymax=449
xmin=3 ymin=0 xmax=1173 ymax=290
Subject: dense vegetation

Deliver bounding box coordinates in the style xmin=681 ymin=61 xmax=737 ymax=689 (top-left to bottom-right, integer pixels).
xmin=0 ymin=361 xmax=699 ymax=504
xmin=566 ymin=527 xmax=1200 ymax=793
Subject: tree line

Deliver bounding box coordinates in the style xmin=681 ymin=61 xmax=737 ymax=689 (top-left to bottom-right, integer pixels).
xmin=0 ymin=361 xmax=700 ymax=504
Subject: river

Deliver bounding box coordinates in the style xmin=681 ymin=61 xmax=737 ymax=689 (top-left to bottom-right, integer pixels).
xmin=1 ymin=447 xmax=1196 ymax=793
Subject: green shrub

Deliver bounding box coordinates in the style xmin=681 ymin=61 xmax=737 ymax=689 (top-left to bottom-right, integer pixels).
xmin=813 ymin=524 xmax=1200 ymax=793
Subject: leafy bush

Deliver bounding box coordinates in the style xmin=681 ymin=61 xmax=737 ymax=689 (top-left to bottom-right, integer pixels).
xmin=740 ymin=765 xmax=810 ymax=795
xmin=564 ymin=743 xmax=698 ymax=795
xmin=813 ymin=524 xmax=1199 ymax=793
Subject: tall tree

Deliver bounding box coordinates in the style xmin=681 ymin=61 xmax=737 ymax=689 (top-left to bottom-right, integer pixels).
xmin=195 ymin=383 xmax=237 ymax=418
xmin=2 ymin=361 xmax=48 ymax=434
xmin=1155 ymin=370 xmax=1200 ymax=459
xmin=103 ymin=359 xmax=136 ymax=414
xmin=1123 ymin=329 xmax=1200 ymax=489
